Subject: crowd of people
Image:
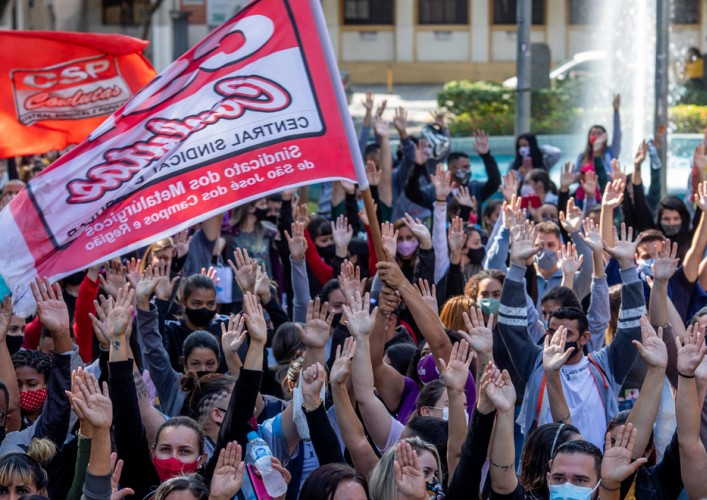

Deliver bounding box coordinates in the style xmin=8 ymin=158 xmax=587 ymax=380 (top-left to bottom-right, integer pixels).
xmin=1 ymin=90 xmax=707 ymax=500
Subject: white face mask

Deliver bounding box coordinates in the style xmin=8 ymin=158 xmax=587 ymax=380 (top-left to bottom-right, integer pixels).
xmin=440 ymin=407 xmax=470 ymax=425
xmin=520 ymin=184 xmax=535 ymax=197
xmin=549 ymin=480 xmax=600 ymax=500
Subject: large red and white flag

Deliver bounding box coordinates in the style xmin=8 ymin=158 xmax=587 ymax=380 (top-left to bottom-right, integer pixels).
xmin=0 ymin=0 xmax=366 ymax=314
xmin=0 ymin=30 xmax=157 ymax=157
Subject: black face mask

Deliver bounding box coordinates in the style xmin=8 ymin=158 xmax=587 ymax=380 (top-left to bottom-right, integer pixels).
xmin=466 ymin=247 xmax=486 ymax=265
xmin=184 ymin=307 xmax=214 ymax=328
xmin=254 ymin=208 xmax=269 ymax=220
xmin=6 ymin=335 xmax=23 ymax=356
xmin=0 ymin=425 xmax=5 ymax=445
xmin=661 ymin=223 xmax=681 ymax=237
xmin=317 ymin=243 xmax=336 ymax=261
xmin=564 ymin=340 xmax=579 ymax=355
xmin=63 ymin=271 xmax=85 ymax=286
xmin=331 ymin=313 xmax=343 ymax=329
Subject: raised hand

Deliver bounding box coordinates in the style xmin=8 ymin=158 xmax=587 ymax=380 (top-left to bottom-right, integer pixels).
xmin=99 ymin=259 xmax=127 ymax=299
xmin=609 ymin=159 xmax=627 ymax=186
xmin=301 ymin=362 xmax=326 ymax=410
xmin=580 ymin=170 xmax=597 ymax=199
xmin=135 ymin=266 xmax=159 ymax=310
xmin=110 ymin=454 xmax=134 ymax=499
xmin=201 ymin=266 xmax=220 ymax=285
xmin=210 ymin=441 xmax=244 ymax=500
xmin=30 ymin=276 xmax=70 ymax=334
xmin=559 ymin=162 xmax=578 ymax=192
xmin=676 ymin=324 xmax=707 ymax=377
xmin=509 ymin=220 xmax=541 ymax=266
xmin=473 ymin=129 xmax=490 ymax=155
xmin=374 ymin=115 xmax=390 ymax=138
xmin=331 ymin=215 xmax=353 ymax=257
xmin=125 ymin=257 xmax=142 ymax=289
xmin=255 ymin=264 xmax=272 ymax=303
xmin=447 ymin=216 xmax=466 ymax=260
xmin=153 ymin=259 xmax=179 ymax=301
xmin=460 ymin=306 xmax=493 ymax=356
xmin=89 ymin=295 xmax=115 ymax=348
xmin=603 ymin=223 xmax=642 ymax=269
xmin=381 ymin=221 xmax=399 ymax=261
xmin=500 ymin=171 xmax=520 ymax=203
xmin=454 ymin=185 xmax=474 ymax=208
xmin=243 ymin=292 xmax=267 ymax=345
xmin=431 ymin=163 xmax=452 ymax=200
xmin=376 ymin=260 xmax=407 ymax=290
xmin=415 ymin=279 xmax=437 ymax=314
xmin=394 ymin=441 xmax=427 ymax=500
xmin=694 ymin=181 xmax=707 ymax=213
xmin=374 ymin=99 xmax=387 ymax=120
xmin=107 ymin=284 xmax=134 ymax=341
xmin=501 ymin=195 xmax=523 ymax=229
xmin=284 ymin=221 xmax=308 ymax=261
xmin=602 ymin=178 xmax=625 ymax=209
xmin=330 ymin=337 xmax=355 ymax=387
xmin=652 ymin=239 xmax=679 ymax=282
xmin=633 ymin=316 xmax=667 ymax=369
xmin=228 ymin=248 xmax=258 ymax=295
xmin=0 ymin=296 xmax=12 ymax=343
xmin=476 ymin=361 xmax=496 ymax=414
xmin=481 ymin=363 xmax=516 ymax=413
xmin=543 ymin=326 xmax=575 ymax=372
xmin=221 ymin=314 xmax=247 ymax=354
xmin=693 ymin=144 xmax=707 ymax=173
xmin=613 ymin=93 xmax=621 ymax=112
xmin=402 ymin=213 xmax=432 ymax=250
xmin=366 ymin=160 xmax=382 ymax=187
xmin=393 ymin=106 xmax=408 ymax=139
xmin=559 ymin=198 xmax=583 ymax=234
xmin=173 ymin=229 xmax=192 ymax=258
xmin=557 ymin=242 xmax=583 ymax=276
xmin=362 ymin=90 xmax=374 ymax=116
xmin=377 ymin=286 xmax=402 ymax=317
xmin=600 ymin=423 xmax=648 ymax=491
xmin=66 ymin=369 xmax=113 ymax=429
xmin=431 ymin=109 xmax=447 ymax=129
xmin=342 ymin=292 xmax=377 ymax=339
xmin=294 ymin=204 xmax=310 ymax=227
xmin=338 ymin=260 xmax=367 ymax=306
xmin=578 ymin=218 xmax=603 ymax=253
xmin=634 ymin=140 xmax=648 ymax=167
xmin=439 ymin=341 xmax=473 ymax=393
xmin=302 ymin=297 xmax=334 ymax=349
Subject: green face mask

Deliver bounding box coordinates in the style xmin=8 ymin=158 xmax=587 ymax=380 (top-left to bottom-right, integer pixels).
xmin=477 ymin=297 xmax=500 ymax=316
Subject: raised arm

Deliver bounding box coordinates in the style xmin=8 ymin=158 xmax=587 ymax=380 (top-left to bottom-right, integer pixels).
xmin=430 ymin=164 xmax=451 ymax=284
xmin=559 ymin=198 xmax=593 ymax=299
xmin=648 ymin=239 xmax=679 ymax=328
xmin=474 ymin=130 xmax=502 ymax=202
xmin=557 ymin=241 xmax=583 ymax=290
xmin=543 ymin=326 xmax=575 ymax=424
xmin=675 ymin=328 xmax=707 ymax=500
xmin=683 ymin=181 xmax=707 ymax=283
xmin=301 ymin=362 xmax=345 ymax=465
xmin=578 ymin=218 xmax=610 ymax=351
xmin=330 ymin=337 xmax=379 ymax=476
xmin=610 ymin=96 xmax=622 ymax=158
xmin=485 ymin=363 xmax=519 ymax=495
xmin=0 ymin=297 xmax=19 ymax=432
xmin=284 ymin=221 xmax=311 ymax=323
xmin=374 ymin=115 xmax=393 ymax=206
xmin=599 ymin=177 xmax=626 ymax=254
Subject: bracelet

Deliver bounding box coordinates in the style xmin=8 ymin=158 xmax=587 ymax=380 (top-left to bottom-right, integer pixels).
xmin=302 ymin=399 xmax=323 ymax=413
xmin=435 ymin=198 xmax=447 ymax=203
xmin=77 ymin=431 xmax=92 ymax=440
xmin=678 ymin=371 xmax=696 ymax=379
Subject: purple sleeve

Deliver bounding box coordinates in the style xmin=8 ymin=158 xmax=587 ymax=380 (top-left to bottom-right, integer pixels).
xmin=396 ymin=376 xmax=421 ymax=424
xmin=464 ymin=371 xmax=477 ymax=411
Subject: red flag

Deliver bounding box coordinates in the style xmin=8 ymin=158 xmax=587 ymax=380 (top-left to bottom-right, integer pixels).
xmin=0 ymin=31 xmax=157 ymax=157
xmin=0 ymin=0 xmax=365 ymax=314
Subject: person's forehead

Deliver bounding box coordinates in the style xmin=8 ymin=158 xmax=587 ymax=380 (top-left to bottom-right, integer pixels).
xmin=550 ymin=452 xmax=597 ymax=478
xmin=536 ymin=232 xmax=559 ymax=243
xmin=416 ymin=449 xmax=438 ymax=471
xmin=548 ymin=317 xmax=579 ymax=332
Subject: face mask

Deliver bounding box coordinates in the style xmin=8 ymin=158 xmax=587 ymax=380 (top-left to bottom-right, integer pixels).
xmin=317 ymin=243 xmax=336 ymax=260
xmin=0 ymin=425 xmax=5 ymax=445
xmin=417 ymin=354 xmax=439 ymax=384
xmin=455 ymin=169 xmax=470 ymax=183
xmin=254 ymin=208 xmax=269 ymax=220
xmin=184 ymin=307 xmax=214 ymax=328
xmin=637 ymin=258 xmax=654 ymax=278
xmin=564 ymin=340 xmax=579 ymax=355
xmin=331 ymin=313 xmax=343 ymax=329
xmin=588 ymin=135 xmax=599 ymax=145
xmin=535 ymin=249 xmax=558 ymax=270
xmin=426 ymin=478 xmax=444 ymax=499
xmin=661 ymin=223 xmax=681 ymax=237
xmin=6 ymin=335 xmax=23 ymax=355
xmin=478 ymin=297 xmax=500 ymax=316
xmin=518 ymin=146 xmax=531 ymax=157
xmin=520 ymin=184 xmax=535 ymax=197
xmin=63 ymin=271 xmax=85 ymax=286
xmin=466 ymin=247 xmax=486 ymax=265
xmin=549 ymin=480 xmax=600 ymax=500
xmin=151 ymin=455 xmax=199 ymax=482
xmin=397 ymin=239 xmax=419 ymax=257
xmin=19 ymin=388 xmax=47 ymax=413
xmin=542 ymin=319 xmax=549 ymax=330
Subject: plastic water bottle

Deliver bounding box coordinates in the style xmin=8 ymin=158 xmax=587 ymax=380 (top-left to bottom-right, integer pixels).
xmin=246 ymin=432 xmax=288 ymax=497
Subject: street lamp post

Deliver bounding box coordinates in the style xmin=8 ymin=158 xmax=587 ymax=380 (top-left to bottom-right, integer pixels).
xmin=655 ymin=0 xmax=669 ymax=198
xmin=515 ymin=0 xmax=531 ymax=136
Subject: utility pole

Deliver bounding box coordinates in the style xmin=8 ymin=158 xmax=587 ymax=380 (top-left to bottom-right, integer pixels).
xmin=515 ymin=0 xmax=531 ymax=136
xmin=655 ymin=0 xmax=669 ymax=198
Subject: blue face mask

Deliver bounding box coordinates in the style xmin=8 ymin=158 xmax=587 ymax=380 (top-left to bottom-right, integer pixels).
xmin=637 ymin=257 xmax=654 ymax=278
xmin=549 ymin=481 xmax=599 ymax=500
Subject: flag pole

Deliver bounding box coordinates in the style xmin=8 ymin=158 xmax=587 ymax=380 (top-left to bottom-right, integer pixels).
xmin=309 ymin=0 xmax=385 ymax=261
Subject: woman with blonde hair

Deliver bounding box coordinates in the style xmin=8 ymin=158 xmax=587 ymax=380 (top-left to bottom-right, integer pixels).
xmin=439 ymin=296 xmax=473 ymax=332
xmin=0 ymin=438 xmax=55 ymax=498
xmin=367 ymin=437 xmax=444 ymax=500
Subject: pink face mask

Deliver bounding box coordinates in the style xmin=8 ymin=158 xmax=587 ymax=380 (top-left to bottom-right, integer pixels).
xmin=397 ymin=239 xmax=419 ymax=257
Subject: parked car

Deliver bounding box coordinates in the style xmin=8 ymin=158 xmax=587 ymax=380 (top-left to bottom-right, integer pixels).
xmin=502 ymin=50 xmax=607 ymax=88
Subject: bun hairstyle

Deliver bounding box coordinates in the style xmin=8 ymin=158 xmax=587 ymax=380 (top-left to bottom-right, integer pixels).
xmin=183 ymin=373 xmax=235 ymax=423
xmin=0 ymin=439 xmax=55 ymax=495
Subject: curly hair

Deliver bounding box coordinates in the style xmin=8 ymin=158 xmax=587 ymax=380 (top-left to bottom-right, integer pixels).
xmin=464 ymin=269 xmax=505 ymax=301
xmin=12 ymin=350 xmax=52 ymax=381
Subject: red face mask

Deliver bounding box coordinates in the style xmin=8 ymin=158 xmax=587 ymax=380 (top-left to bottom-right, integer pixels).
xmin=588 ymin=135 xmax=599 ymax=145
xmin=151 ymin=455 xmax=199 ymax=481
xmin=19 ymin=388 xmax=47 ymax=413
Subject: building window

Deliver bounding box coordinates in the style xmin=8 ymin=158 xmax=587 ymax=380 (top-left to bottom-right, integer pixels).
xmin=568 ymin=0 xmax=591 ymax=24
xmin=343 ymin=0 xmax=393 ymax=25
xmin=419 ymin=0 xmax=468 ymax=24
xmin=102 ymin=0 xmax=150 ymax=26
xmin=672 ymin=0 xmax=699 ymax=24
xmin=493 ymin=0 xmax=545 ymax=25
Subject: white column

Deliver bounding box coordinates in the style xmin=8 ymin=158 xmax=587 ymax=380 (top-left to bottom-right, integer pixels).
xmin=322 ymin=0 xmax=339 ymax=59
xmin=151 ymin=0 xmax=174 ymax=72
xmin=470 ymin=0 xmax=488 ymax=61
xmin=545 ymin=0 xmax=566 ymax=61
xmin=396 ymin=0 xmax=413 ymax=62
